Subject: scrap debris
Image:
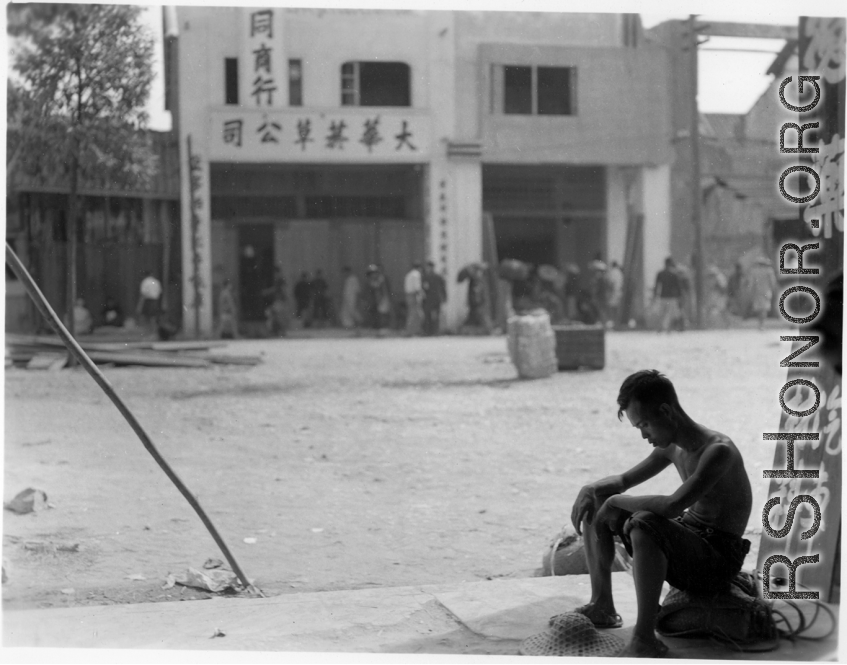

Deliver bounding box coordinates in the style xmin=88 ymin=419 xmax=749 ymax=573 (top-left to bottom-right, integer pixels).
xmin=23 ymin=541 xmax=79 ymax=554
xmin=5 ymin=334 xmax=262 ymax=369
xmin=4 ymin=488 xmax=49 ymax=514
xmin=163 ymin=565 xmax=250 ymax=594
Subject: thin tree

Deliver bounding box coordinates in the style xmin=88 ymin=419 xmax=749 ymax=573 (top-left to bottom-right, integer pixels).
xmin=8 ymin=4 xmax=157 ymax=339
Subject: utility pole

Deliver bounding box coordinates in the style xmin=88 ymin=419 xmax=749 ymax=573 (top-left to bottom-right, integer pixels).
xmin=689 ymin=14 xmax=706 ymax=329
xmin=688 ymin=14 xmax=705 ymax=328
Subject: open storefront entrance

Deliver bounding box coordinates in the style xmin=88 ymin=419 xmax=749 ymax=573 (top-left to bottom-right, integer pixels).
xmin=211 ymin=164 xmax=424 ymax=329
xmin=484 ymin=165 xmax=607 ymax=272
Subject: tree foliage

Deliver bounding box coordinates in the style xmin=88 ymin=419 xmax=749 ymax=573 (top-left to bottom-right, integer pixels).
xmin=7 ymin=3 xmax=158 ymax=191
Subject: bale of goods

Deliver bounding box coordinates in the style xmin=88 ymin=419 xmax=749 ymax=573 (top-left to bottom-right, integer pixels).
xmin=540 ymin=527 xmax=631 ymax=576
xmin=552 ymin=324 xmax=605 ymax=370
xmin=499 ymin=258 xmax=531 ymax=282
xmin=507 ymin=310 xmax=558 ymax=379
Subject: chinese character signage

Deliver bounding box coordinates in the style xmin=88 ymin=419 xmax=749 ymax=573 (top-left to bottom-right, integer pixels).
xmin=210 ymin=110 xmax=431 ymax=162
xmin=242 ymin=8 xmax=285 ymax=107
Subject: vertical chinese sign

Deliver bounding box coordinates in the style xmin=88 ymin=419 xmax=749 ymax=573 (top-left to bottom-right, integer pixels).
xmin=187 ymin=136 xmax=204 ymax=335
xmin=758 ymin=16 xmax=844 ymax=603
xmin=242 ymin=8 xmax=285 ymax=110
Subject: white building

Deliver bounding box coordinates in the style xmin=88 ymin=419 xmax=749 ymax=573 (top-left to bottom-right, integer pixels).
xmin=170 ymin=8 xmax=672 ymax=335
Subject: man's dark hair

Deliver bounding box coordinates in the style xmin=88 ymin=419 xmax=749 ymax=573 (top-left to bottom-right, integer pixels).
xmin=617 ymin=370 xmax=679 ymax=420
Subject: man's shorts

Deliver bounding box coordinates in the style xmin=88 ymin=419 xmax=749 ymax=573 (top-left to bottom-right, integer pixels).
xmin=619 ymin=511 xmax=750 ymax=595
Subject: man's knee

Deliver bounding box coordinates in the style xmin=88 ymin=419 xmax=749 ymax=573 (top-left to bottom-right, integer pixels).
xmin=626 ymin=510 xmax=663 ymax=542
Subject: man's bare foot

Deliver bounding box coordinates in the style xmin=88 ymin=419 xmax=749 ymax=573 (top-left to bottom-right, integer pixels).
xmin=617 ymin=634 xmax=668 ymax=658
xmin=573 ymin=602 xmax=623 ymax=628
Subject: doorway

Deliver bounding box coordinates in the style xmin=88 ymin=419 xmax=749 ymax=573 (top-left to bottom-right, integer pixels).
xmin=238 ymin=223 xmax=274 ymax=321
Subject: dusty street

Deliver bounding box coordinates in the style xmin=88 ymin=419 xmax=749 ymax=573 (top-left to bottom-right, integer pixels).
xmin=4 ymin=328 xmax=789 ymax=610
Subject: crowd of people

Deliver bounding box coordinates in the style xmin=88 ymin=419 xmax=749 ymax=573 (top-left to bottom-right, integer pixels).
xmin=211 ymin=252 xmax=781 ymax=339
xmin=652 ymin=254 xmax=778 ymax=332
xmin=500 ymin=255 xmax=626 ymax=329
xmin=216 ymin=261 xmax=450 ymax=338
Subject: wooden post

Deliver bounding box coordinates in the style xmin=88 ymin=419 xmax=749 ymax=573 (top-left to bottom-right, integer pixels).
xmin=689 ymin=14 xmax=706 ymax=329
xmin=161 ymin=199 xmax=171 ymax=313
xmin=66 ymin=146 xmax=79 ymax=366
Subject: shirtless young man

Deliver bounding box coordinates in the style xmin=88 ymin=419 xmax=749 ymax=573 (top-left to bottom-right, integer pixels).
xmin=570 ymin=370 xmax=752 ymax=657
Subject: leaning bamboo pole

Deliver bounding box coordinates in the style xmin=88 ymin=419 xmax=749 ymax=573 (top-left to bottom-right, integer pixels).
xmin=5 ymin=242 xmax=261 ymax=595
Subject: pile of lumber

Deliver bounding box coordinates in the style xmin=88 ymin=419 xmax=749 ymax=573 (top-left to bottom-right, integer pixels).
xmin=5 ymin=334 xmax=262 ymax=370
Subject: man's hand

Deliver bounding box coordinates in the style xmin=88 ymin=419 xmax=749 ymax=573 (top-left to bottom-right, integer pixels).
xmin=570 ymin=485 xmax=596 ymax=536
xmin=570 ymin=475 xmax=625 ymax=536
xmin=593 ymin=497 xmax=622 ymax=533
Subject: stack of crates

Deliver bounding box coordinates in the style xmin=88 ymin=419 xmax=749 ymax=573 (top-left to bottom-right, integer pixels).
xmin=552 ymin=324 xmax=605 ymax=370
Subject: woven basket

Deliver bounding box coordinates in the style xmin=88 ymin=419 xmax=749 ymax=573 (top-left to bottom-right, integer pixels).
xmin=520 ymin=613 xmax=625 ymax=657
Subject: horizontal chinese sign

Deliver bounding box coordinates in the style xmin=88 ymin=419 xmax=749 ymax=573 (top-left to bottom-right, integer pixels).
xmin=209 ymin=109 xmax=432 ymax=162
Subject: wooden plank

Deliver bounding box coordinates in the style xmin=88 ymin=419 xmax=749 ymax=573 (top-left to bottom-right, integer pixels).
xmin=6 ymin=334 xmax=227 ymax=355
xmin=85 ymin=351 xmax=211 ymax=368
xmin=5 ymin=334 xmax=150 ymax=350
xmin=150 ymin=341 xmax=228 ymax=352
xmin=205 ymin=354 xmax=262 ymax=366
xmin=696 ymin=21 xmax=797 ymax=40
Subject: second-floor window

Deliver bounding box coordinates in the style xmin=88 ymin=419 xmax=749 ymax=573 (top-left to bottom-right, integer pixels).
xmin=225 ymin=58 xmax=239 ymax=105
xmin=341 ymin=61 xmax=411 ymax=107
xmin=498 ymin=65 xmax=576 ymax=116
xmin=289 ymin=59 xmax=303 ymax=106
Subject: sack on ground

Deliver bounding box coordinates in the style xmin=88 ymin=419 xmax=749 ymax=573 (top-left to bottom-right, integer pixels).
xmin=540 ymin=526 xmax=631 ymax=576
xmin=656 ymin=572 xmax=779 ymax=651
xmin=507 ymin=310 xmax=558 ymax=379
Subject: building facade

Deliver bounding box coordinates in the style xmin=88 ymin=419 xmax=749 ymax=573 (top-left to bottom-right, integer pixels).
xmin=5 ymin=131 xmax=181 ymax=333
xmin=173 ymin=8 xmax=673 ymax=335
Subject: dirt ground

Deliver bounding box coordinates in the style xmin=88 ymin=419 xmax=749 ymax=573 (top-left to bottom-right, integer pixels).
xmin=3 ymin=327 xmax=789 ymax=611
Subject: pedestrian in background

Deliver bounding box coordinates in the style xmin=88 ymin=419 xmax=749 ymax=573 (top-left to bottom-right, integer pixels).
xmin=727 ymin=262 xmax=744 ymax=316
xmin=564 ymin=264 xmax=582 ymax=321
xmin=460 ymin=263 xmax=493 ymax=334
xmin=219 ymin=278 xmax=238 ymax=339
xmin=422 ymin=260 xmax=446 ymax=336
xmin=294 ymin=271 xmax=312 ymax=327
xmin=674 ymin=260 xmax=694 ymax=331
xmin=705 ymin=265 xmax=730 ymax=328
xmin=605 ymin=260 xmax=624 ymax=329
xmin=136 ymin=270 xmax=162 ymax=334
xmin=589 ymin=255 xmax=609 ymax=325
xmin=101 ymin=296 xmax=124 ymax=328
xmin=536 ymin=265 xmax=566 ymax=323
xmin=653 ymin=257 xmax=683 ymax=333
xmin=340 ymin=266 xmax=361 ymax=330
xmin=404 ymin=262 xmax=424 ymax=336
xmin=265 ymin=266 xmax=288 ymax=337
xmin=73 ymin=298 xmax=93 ymax=334
xmin=746 ymin=256 xmax=777 ymax=330
xmin=311 ymin=269 xmax=330 ymax=327
xmin=365 ymin=264 xmax=392 ymax=334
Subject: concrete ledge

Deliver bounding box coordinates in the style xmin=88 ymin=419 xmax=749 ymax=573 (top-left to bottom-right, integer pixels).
xmin=3 ymin=574 xmax=839 ymax=659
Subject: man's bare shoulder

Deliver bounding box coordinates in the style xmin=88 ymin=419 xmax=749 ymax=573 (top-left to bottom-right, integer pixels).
xmin=698 ymin=427 xmax=743 ymax=452
xmin=693 ymin=429 xmax=748 ymax=478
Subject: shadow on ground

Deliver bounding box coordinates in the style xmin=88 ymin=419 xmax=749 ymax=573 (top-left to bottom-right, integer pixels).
xmin=170 ymin=382 xmax=305 ymax=399
xmin=387 ymin=626 xmax=522 ymax=656
xmin=381 ymin=378 xmax=519 ymax=390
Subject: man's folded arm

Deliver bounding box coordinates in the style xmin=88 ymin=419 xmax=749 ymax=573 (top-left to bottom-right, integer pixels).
xmin=607 ymin=443 xmax=733 ymax=518
xmin=571 ymin=450 xmax=671 ymax=534
xmin=619 ymin=449 xmax=673 ymax=492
